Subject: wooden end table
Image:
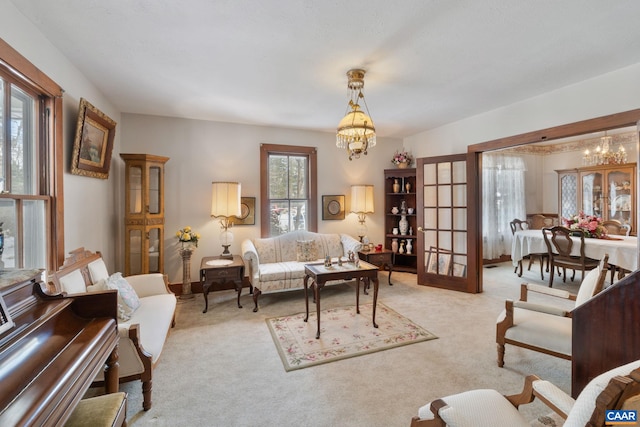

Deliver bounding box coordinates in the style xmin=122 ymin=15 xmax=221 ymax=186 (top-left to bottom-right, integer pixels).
xmin=199 ymin=255 xmax=245 ymax=314
xmin=303 ymin=260 xmax=380 ymax=339
xmin=358 ymin=249 xmax=394 ymax=289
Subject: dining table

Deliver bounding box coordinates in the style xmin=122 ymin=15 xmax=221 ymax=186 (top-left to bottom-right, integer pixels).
xmin=511 ymin=229 xmax=638 ymax=272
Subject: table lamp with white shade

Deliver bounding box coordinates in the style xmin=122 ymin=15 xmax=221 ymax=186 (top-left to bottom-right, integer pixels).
xmin=211 ymin=181 xmax=242 ymax=258
xmin=351 ymin=184 xmax=374 ymax=245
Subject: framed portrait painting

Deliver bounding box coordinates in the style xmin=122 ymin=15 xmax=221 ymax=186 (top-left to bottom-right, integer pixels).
xmin=322 ymin=195 xmax=345 ymax=220
xmin=71 ymin=98 xmax=117 ymax=179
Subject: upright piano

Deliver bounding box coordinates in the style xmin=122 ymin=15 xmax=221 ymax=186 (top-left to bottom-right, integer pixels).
xmin=0 ymin=269 xmax=119 ymax=426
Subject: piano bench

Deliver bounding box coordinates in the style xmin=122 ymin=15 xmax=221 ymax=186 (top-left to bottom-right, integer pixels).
xmin=65 ymin=392 xmax=127 ymax=427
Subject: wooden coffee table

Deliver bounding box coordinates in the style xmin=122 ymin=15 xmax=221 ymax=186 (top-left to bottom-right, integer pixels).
xmin=303 ymin=260 xmax=380 ymax=339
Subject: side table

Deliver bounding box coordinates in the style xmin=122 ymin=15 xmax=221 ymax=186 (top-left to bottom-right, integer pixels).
xmin=199 ymin=255 xmax=245 ymax=314
xmin=358 ymin=249 xmax=394 ymax=288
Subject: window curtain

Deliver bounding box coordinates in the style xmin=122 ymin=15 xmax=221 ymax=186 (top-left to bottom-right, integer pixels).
xmin=482 ymin=153 xmax=526 ymax=259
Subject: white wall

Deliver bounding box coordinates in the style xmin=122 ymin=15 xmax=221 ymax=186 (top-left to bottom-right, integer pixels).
xmin=404 ymin=63 xmax=640 ymax=156
xmin=121 ymin=114 xmax=402 ymax=283
xmin=0 ymin=0 xmax=122 ymax=271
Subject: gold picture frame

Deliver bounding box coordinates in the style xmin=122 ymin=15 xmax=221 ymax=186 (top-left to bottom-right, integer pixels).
xmin=229 ymin=197 xmax=256 ymax=226
xmin=322 ymin=195 xmax=345 ymax=220
xmin=71 ymin=98 xmax=117 ymax=179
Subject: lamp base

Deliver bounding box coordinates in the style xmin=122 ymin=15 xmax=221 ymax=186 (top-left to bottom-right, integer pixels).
xmin=220 ymin=245 xmax=233 ymax=258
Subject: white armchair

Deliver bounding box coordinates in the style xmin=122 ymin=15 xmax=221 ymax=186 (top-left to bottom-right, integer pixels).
xmin=410 ymin=359 xmax=640 ymax=426
xmin=496 ymin=254 xmax=608 ymax=367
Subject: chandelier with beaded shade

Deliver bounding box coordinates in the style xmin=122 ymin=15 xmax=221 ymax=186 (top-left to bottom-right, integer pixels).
xmin=336 ymin=69 xmax=376 ymax=160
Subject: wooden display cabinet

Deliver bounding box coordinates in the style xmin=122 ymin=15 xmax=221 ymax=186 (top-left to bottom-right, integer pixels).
xmin=384 ymin=168 xmax=417 ymax=273
xmin=121 ymin=153 xmax=170 ymax=276
xmin=557 ymin=163 xmax=636 ymax=234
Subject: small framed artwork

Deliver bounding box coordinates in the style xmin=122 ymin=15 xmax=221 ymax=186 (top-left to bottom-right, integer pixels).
xmin=426 ymin=247 xmax=452 ymax=275
xmin=452 ymin=262 xmax=467 ymax=277
xmin=71 ymin=98 xmax=117 ymax=179
xmin=230 ymin=197 xmax=256 ymax=225
xmin=322 ymin=195 xmax=345 ymax=220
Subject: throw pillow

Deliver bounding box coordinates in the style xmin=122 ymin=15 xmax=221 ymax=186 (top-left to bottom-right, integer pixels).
xmin=296 ymin=240 xmax=318 ymax=262
xmin=106 ymin=272 xmax=141 ymax=321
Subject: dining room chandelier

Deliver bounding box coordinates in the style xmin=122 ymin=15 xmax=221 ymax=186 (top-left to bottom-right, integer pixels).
xmin=336 ymin=69 xmax=376 ymax=161
xmin=582 ymin=131 xmax=627 ymax=166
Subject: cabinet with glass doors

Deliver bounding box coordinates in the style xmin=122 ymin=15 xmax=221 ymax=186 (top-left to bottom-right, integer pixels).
xmin=557 ymin=163 xmax=636 ymax=234
xmin=121 ymin=153 xmax=170 ymax=276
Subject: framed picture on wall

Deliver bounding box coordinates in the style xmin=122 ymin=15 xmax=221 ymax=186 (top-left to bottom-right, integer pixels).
xmin=322 ymin=195 xmax=345 ymax=220
xmin=229 ymin=197 xmax=256 ymax=225
xmin=70 ymin=98 xmax=117 ymax=179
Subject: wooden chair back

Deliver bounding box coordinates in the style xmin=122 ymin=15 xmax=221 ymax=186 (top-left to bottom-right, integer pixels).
xmin=529 ymin=214 xmax=549 ymax=230
xmin=509 ymin=218 xmax=529 ymax=235
xmin=543 ymin=226 xmax=588 ymax=261
xmin=602 ymin=220 xmax=625 ymax=236
xmin=587 ymin=365 xmax=640 ymax=426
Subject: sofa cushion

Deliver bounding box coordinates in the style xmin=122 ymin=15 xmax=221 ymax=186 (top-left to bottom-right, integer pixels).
xmin=259 ymin=261 xmax=309 ymax=282
xmin=88 ymin=258 xmax=110 ymax=283
xmin=59 ymin=269 xmax=87 ymax=294
xmin=119 ymin=294 xmax=177 ymax=364
xmin=106 ymin=273 xmax=141 ymax=321
xmin=314 ymin=234 xmax=344 ymax=258
xmin=296 ymin=240 xmax=318 ymax=262
xmin=503 ymin=307 xmax=572 ymax=356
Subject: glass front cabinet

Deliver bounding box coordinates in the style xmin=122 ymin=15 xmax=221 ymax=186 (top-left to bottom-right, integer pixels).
xmin=557 ymin=163 xmax=636 ymax=234
xmin=121 ymin=153 xmax=170 ymax=276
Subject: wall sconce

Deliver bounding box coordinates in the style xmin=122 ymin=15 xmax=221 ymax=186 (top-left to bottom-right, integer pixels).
xmin=350 ymin=185 xmax=374 ymax=245
xmin=211 ymin=181 xmax=241 ymax=258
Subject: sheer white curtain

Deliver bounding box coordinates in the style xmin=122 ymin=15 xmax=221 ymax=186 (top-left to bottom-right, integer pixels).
xmin=482 ymin=153 xmax=526 ymax=259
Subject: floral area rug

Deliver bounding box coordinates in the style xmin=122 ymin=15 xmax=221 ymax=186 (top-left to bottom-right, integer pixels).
xmin=266 ymin=303 xmax=437 ymax=371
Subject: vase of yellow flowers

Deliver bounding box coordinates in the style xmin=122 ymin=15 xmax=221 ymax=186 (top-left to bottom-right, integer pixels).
xmin=176 ymin=226 xmax=200 ymax=299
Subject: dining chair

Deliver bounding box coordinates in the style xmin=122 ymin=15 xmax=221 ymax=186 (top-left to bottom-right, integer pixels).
xmin=542 ymin=225 xmax=600 ymax=287
xmin=410 ymin=358 xmax=640 ymax=427
xmin=602 ymin=220 xmax=632 ymax=283
xmin=509 ymin=218 xmax=547 ymax=279
xmin=528 ymin=214 xmax=551 ymax=230
xmin=602 ymin=219 xmax=628 ymax=236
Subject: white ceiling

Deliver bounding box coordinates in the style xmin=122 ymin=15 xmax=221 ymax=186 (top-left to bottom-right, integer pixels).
xmin=10 ymin=0 xmax=640 ymax=139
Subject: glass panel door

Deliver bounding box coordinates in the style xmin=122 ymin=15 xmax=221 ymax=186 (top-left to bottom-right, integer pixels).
xmin=418 ymin=154 xmax=470 ymax=290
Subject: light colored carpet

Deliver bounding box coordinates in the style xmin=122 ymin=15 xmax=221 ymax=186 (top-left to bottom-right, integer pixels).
xmin=266 ymin=303 xmax=437 ymax=371
xmin=115 ymin=260 xmax=579 ymax=426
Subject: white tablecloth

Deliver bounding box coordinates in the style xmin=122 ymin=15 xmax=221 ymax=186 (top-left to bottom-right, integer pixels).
xmin=511 ymin=229 xmax=638 ymax=271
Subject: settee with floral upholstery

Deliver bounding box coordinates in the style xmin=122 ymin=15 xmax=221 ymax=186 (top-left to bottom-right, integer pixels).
xmin=241 ymin=230 xmax=362 ymax=312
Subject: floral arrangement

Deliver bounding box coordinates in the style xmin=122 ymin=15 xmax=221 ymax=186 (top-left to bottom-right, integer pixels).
xmin=176 ymin=226 xmax=200 ymax=248
xmin=391 ymin=150 xmax=413 ymax=166
xmin=562 ymin=211 xmax=607 ymax=238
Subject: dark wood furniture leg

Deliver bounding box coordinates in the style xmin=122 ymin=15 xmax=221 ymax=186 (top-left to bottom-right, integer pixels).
xmin=105 ymin=346 xmax=119 ymax=394
xmin=372 ymin=275 xmax=379 ymax=328
xmin=203 ymin=282 xmax=211 ymax=314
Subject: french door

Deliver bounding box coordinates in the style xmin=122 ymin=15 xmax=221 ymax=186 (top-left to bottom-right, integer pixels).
xmin=417 ymin=154 xmax=479 ymax=292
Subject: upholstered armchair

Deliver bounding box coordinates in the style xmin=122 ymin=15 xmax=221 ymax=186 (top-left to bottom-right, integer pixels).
xmin=496 ymin=255 xmax=608 ymax=367
xmin=410 ymin=359 xmax=640 ymax=427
